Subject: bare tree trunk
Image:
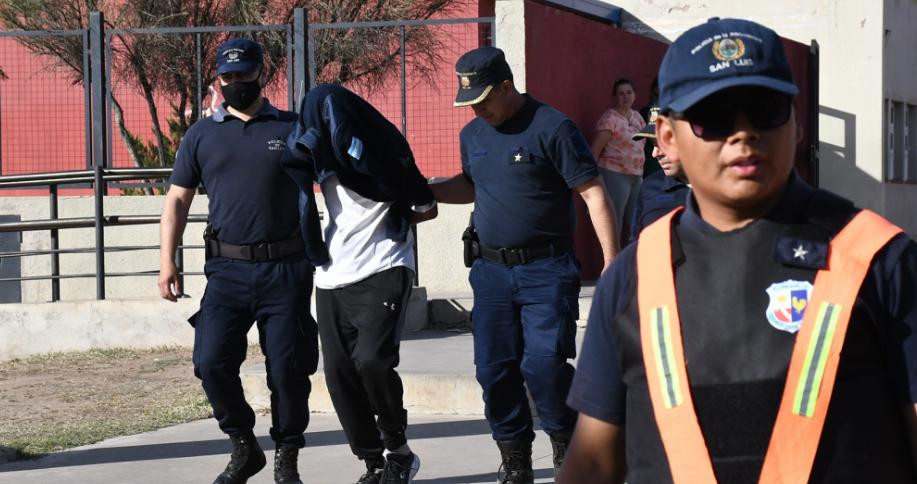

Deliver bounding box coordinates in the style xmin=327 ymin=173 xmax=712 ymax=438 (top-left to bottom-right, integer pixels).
xmin=120 ymin=37 xmax=169 ymax=168
xmin=138 ymin=77 xmax=168 ymax=168
xmin=111 ymin=95 xmax=154 ymax=195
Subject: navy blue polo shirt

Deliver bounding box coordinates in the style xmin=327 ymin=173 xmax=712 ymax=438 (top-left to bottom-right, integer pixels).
xmin=170 ymin=101 xmax=300 ymax=245
xmin=630 ymin=170 xmax=690 ymax=242
xmin=568 ymin=175 xmax=917 ymax=425
xmin=460 ymin=96 xmax=598 ymax=249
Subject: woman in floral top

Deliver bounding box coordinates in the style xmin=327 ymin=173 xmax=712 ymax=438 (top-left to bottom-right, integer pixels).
xmin=590 ymin=78 xmax=646 ymax=243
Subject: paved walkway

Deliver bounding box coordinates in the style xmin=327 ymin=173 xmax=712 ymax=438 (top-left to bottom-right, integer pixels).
xmin=0 ymin=414 xmax=558 ymax=483
xmin=0 ymin=287 xmax=598 ymax=483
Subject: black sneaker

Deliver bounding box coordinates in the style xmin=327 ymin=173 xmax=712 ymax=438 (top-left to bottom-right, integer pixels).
xmin=213 ymin=432 xmax=266 ymax=484
xmin=380 ymin=452 xmax=421 ymax=484
xmin=274 ymin=444 xmax=302 ymax=484
xmin=356 ymin=457 xmax=385 ymax=484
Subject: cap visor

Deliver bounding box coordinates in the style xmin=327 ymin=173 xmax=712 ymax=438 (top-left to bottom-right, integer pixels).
xmin=632 ymin=124 xmax=656 ymax=141
xmin=216 ymin=61 xmax=260 ymax=75
xmin=665 ymin=76 xmax=799 ymax=113
xmin=454 ymin=85 xmax=493 ymax=107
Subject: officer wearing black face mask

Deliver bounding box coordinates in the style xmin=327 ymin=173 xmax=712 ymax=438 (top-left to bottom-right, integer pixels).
xmin=160 ymin=38 xmax=322 ymax=484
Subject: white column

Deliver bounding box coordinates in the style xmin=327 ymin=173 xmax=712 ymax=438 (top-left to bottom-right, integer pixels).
xmin=495 ymin=0 xmax=527 ymax=92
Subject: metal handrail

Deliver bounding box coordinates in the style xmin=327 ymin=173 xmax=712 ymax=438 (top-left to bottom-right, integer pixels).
xmin=0 ymin=214 xmax=208 ymax=233
xmin=0 ymin=271 xmax=205 ymax=283
xmin=0 ymin=244 xmax=204 ymax=259
xmin=0 ymin=168 xmax=173 ymax=189
xmin=0 ymin=167 xmax=199 ymax=302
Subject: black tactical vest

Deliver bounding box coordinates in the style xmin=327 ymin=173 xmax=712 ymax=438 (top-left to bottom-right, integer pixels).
xmin=614 ymin=189 xmax=916 ymax=483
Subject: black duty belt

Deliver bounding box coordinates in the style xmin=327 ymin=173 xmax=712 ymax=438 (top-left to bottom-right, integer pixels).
xmin=478 ymin=241 xmax=571 ymax=266
xmin=206 ymin=235 xmax=305 ymax=262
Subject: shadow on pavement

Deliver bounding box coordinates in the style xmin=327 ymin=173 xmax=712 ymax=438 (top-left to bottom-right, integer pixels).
xmin=0 ymin=418 xmax=491 ymax=472
xmin=413 ymin=467 xmax=553 ymax=483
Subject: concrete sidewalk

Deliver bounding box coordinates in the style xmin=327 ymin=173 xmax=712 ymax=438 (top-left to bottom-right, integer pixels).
xmin=0 ymin=413 xmax=558 ymax=483
xmin=0 ymin=287 xmax=597 ymax=483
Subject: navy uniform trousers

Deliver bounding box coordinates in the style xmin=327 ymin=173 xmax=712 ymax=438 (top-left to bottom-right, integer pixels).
xmin=192 ymin=254 xmax=318 ymax=447
xmin=470 ymin=252 xmax=581 ymax=442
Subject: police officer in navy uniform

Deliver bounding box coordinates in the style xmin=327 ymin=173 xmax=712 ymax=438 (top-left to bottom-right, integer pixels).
xmin=628 ymin=108 xmax=690 ymax=241
xmin=159 ymin=38 xmax=321 ymax=484
xmin=559 ymin=18 xmax=917 ymax=484
xmin=431 ymin=47 xmax=619 ymax=483
xmin=282 ymin=83 xmax=437 ymax=484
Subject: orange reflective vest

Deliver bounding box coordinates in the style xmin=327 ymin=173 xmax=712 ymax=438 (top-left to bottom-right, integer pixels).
xmin=636 ymin=207 xmax=903 ymax=484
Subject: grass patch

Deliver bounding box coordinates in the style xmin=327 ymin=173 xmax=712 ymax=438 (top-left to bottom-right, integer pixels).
xmin=0 ymin=346 xmax=266 ymax=461
xmin=5 ymin=393 xmax=211 ymax=459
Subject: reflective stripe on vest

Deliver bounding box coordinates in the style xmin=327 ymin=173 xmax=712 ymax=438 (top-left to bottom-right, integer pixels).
xmin=636 ymin=208 xmax=903 ymax=484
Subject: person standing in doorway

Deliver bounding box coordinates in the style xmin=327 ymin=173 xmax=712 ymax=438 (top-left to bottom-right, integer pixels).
xmin=591 ymin=78 xmax=646 ymax=243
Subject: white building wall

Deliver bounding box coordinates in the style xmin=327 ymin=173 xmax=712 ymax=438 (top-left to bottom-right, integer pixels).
xmin=495 ymin=0 xmax=528 ymax=92
xmin=882 ymin=0 xmax=917 ymax=233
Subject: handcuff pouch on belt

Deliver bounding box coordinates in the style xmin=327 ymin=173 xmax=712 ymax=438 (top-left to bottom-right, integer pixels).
xmin=203 ymin=223 xmax=216 ymax=260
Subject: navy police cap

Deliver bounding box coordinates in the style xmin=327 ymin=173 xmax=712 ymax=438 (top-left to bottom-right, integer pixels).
xmin=453 ymin=46 xmax=513 ymax=107
xmin=216 ymin=38 xmax=263 ymax=75
xmin=658 ymin=18 xmax=799 ymax=113
xmin=633 ymin=106 xmax=661 ymax=141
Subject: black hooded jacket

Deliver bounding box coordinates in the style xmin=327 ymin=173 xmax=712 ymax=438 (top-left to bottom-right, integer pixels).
xmin=282 ymin=84 xmax=435 ymax=265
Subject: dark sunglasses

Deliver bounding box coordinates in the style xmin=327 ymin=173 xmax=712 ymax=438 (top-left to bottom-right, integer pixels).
xmin=667 ymin=88 xmax=794 ymax=140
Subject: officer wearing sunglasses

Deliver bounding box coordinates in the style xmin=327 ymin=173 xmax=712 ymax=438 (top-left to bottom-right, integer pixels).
xmin=560 ymin=17 xmax=917 ymax=484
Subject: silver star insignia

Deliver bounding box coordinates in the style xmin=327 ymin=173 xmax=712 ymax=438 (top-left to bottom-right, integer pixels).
xmin=792 ymin=244 xmax=808 ymax=260
xmin=514 ymin=153 xmax=522 ymax=162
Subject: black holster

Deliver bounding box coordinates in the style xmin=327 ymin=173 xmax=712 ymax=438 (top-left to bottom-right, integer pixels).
xmin=203 ymin=223 xmax=216 ymax=261
xmin=462 ymin=212 xmax=480 ymax=268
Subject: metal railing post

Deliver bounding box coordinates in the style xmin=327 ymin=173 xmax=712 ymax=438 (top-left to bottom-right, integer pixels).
xmin=293 ymin=8 xmax=307 ymax=111
xmin=90 ymin=11 xmax=107 ymax=300
xmin=195 ymin=32 xmax=203 ymax=120
xmin=306 ymin=18 xmax=316 ymax=90
xmin=83 ymin=30 xmax=93 ymax=170
xmin=399 ymin=25 xmax=419 ymax=286
xmin=49 ymin=184 xmax=60 ymax=301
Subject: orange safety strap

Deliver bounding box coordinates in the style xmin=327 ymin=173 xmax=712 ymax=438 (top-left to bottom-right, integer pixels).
xmin=636 ymin=208 xmax=902 ymax=484
xmin=758 ymin=210 xmax=902 ymax=484
xmin=637 ymin=207 xmax=717 ymax=484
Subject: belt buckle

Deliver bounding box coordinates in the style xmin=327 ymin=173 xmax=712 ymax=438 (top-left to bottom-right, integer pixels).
xmin=517 ymin=248 xmax=528 ymax=265
xmin=253 ymin=243 xmax=269 ymax=261
xmin=498 ymin=247 xmax=507 ymax=265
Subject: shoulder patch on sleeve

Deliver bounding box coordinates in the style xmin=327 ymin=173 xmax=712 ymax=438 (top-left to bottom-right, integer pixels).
xmin=347 ymin=136 xmax=363 ymax=160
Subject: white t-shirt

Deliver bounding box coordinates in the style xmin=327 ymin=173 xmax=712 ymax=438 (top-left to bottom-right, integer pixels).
xmin=314 ymin=176 xmax=418 ymax=289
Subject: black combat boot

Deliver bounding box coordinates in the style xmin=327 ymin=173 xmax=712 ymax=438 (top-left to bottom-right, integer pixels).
xmin=274 ymin=444 xmax=303 ymax=483
xmin=213 ymin=432 xmax=266 ymax=484
xmin=496 ymin=439 xmax=534 ymax=484
xmin=548 ymin=431 xmax=572 ymax=480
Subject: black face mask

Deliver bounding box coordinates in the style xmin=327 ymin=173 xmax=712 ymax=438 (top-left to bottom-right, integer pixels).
xmin=220 ymin=79 xmax=262 ymax=111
